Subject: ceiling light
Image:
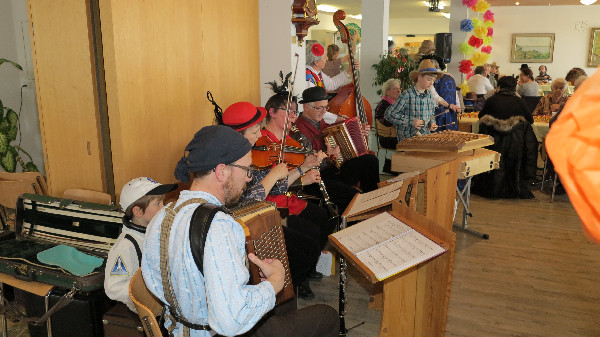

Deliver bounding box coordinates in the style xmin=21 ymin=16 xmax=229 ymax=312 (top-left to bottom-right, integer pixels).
xmin=424 ymin=1 xmax=445 ymax=9
xmin=348 ymin=14 xmax=363 ymax=19
xmin=317 ymin=5 xmax=338 ymax=12
xmin=580 ymin=0 xmax=597 ymax=5
xmin=442 ymin=13 xmax=451 ymax=18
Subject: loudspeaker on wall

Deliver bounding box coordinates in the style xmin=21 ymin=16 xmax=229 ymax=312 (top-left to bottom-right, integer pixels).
xmin=434 ymin=33 xmax=452 ymax=64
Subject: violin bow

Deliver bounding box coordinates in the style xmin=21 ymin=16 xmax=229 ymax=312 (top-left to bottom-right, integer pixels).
xmin=278 ymin=53 xmax=300 ymax=164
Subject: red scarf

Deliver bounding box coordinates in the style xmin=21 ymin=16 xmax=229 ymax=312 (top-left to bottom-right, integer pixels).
xmin=260 ymin=129 xmax=307 ymax=215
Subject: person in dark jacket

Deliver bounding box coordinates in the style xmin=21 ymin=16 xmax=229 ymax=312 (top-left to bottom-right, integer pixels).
xmin=473 ymin=76 xmax=538 ymax=199
xmin=478 ymin=76 xmax=533 ymax=124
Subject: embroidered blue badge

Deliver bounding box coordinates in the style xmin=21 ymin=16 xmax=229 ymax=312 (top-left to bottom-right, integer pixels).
xmin=110 ymin=256 xmax=129 ymax=276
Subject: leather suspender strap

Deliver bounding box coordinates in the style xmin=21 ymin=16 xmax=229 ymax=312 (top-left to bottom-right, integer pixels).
xmin=158 ymin=198 xmax=210 ymax=337
xmin=189 ymin=203 xmax=225 ymax=274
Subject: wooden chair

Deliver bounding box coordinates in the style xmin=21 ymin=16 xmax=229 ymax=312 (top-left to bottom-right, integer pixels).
xmin=63 ymin=188 xmax=112 ymax=205
xmin=129 ymin=269 xmax=165 ymax=337
xmin=0 ymin=171 xmax=47 ymax=195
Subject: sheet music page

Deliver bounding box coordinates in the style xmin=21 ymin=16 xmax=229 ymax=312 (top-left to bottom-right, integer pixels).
xmin=345 ymin=181 xmax=404 ymax=217
xmin=385 ymin=170 xmax=422 ymax=184
xmin=331 ymin=212 xmax=446 ymax=281
xmin=333 ymin=212 xmax=412 ymax=254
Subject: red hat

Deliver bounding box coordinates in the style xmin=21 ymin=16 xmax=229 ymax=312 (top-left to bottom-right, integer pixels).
xmin=222 ymin=102 xmax=267 ymax=131
xmin=311 ymin=43 xmax=325 ymax=57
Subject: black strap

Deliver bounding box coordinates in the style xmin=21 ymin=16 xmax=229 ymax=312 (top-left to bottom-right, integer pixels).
xmin=124 ymin=234 xmax=142 ymax=265
xmin=188 ymin=203 xmax=225 ymax=274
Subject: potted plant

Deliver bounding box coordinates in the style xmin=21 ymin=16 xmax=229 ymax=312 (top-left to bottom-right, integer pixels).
xmin=0 ymin=58 xmax=38 ymax=172
xmin=371 ymin=49 xmax=418 ymax=95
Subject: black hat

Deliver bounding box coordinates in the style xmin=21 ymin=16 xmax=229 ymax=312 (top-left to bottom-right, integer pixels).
xmin=299 ymin=87 xmax=329 ymax=104
xmin=174 ymin=125 xmax=251 ymax=182
xmin=519 ymin=63 xmax=529 ymax=70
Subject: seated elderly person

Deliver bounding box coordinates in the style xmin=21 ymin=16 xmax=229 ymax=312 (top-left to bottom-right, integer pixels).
xmin=375 ymin=78 xmax=402 ymax=150
xmin=533 ymin=78 xmax=568 ymax=116
xmin=535 ymin=65 xmax=552 ymax=84
xmin=375 ymin=78 xmax=402 ymax=173
xmin=517 ymin=68 xmax=539 ymax=97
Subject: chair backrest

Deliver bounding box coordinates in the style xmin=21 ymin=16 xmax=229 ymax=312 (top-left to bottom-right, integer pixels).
xmin=63 ymin=188 xmax=112 ymax=205
xmin=129 ymin=269 xmax=165 ymax=337
xmin=0 ymin=171 xmax=48 ymax=195
xmin=522 ymin=96 xmax=542 ymax=114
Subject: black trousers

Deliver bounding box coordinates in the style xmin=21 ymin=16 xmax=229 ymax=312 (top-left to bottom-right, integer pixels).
xmin=287 ymin=202 xmax=335 ymax=249
xmin=282 ymin=226 xmax=320 ymax=287
xmin=308 ymin=154 xmax=381 ymax=213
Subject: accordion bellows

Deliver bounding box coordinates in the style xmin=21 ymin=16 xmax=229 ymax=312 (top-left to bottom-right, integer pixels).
xmin=322 ymin=117 xmax=369 ymax=167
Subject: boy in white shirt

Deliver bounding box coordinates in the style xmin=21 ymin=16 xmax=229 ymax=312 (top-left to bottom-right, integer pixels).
xmin=104 ymin=177 xmax=177 ymax=311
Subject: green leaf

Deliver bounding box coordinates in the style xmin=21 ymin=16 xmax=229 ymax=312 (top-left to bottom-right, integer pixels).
xmin=0 ymin=119 xmax=8 ymax=131
xmin=0 ymin=133 xmax=8 ymax=155
xmin=1 ymin=148 xmax=16 ymax=172
xmin=23 ymin=162 xmax=39 ymax=172
xmin=0 ymin=58 xmax=23 ymax=71
xmin=6 ymin=109 xmax=18 ymax=127
xmin=6 ymin=124 xmax=17 ymax=142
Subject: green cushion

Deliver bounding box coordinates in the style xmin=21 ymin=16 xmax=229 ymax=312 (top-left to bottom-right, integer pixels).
xmin=37 ymin=245 xmax=104 ymax=277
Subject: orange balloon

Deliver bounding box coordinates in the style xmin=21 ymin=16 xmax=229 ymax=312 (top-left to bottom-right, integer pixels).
xmin=546 ymin=67 xmax=600 ymax=244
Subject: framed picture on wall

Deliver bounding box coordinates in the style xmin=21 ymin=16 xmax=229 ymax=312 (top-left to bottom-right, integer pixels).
xmin=588 ymin=28 xmax=600 ymax=68
xmin=510 ymin=33 xmax=555 ymax=63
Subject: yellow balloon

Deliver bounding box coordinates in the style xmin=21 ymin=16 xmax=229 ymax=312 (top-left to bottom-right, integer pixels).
xmin=475 ymin=0 xmax=491 ymax=13
xmin=459 ymin=82 xmax=471 ymax=95
xmin=470 ymin=51 xmax=490 ymax=66
xmin=473 ymin=26 xmax=488 ymax=39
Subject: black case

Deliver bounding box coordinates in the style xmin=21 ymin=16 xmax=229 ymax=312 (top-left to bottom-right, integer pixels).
xmin=102 ymin=303 xmax=145 ymax=337
xmin=0 ymin=193 xmax=123 ymax=291
xmin=14 ymin=286 xmax=112 ymax=337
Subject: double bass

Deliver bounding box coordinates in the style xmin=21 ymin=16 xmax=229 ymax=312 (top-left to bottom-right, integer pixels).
xmin=328 ymin=10 xmax=373 ymax=126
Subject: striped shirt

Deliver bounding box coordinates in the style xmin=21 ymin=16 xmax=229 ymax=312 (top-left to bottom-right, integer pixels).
xmin=142 ymin=190 xmax=276 ymax=337
xmin=384 ymin=86 xmax=436 ymax=141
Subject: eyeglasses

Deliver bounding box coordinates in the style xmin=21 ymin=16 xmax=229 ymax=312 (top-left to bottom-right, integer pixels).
xmin=307 ymin=104 xmax=328 ymax=112
xmin=228 ymin=164 xmax=254 ymax=178
xmin=277 ymin=107 xmax=298 ymax=116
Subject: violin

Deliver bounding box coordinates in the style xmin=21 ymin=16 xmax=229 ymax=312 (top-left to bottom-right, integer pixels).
xmin=252 ymin=135 xmax=313 ymax=169
xmin=328 ymin=10 xmax=373 ymax=126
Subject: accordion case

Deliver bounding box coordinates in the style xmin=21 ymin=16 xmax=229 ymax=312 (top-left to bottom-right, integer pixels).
xmin=0 ymin=193 xmax=123 ymax=291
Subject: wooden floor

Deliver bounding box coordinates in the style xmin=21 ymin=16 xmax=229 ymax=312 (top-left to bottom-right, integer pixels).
xmin=298 ymin=186 xmax=600 ymax=337
xmin=6 ymin=185 xmax=600 ymax=337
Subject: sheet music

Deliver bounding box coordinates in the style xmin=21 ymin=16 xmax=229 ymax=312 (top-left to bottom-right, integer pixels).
xmin=345 ymin=181 xmax=404 ymax=217
xmin=331 ymin=212 xmax=446 ymax=281
xmin=385 ymin=170 xmax=422 ymax=184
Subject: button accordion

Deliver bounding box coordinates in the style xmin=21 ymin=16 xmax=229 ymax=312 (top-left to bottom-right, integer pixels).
xmin=228 ymin=200 xmax=294 ymax=304
xmin=322 ymin=117 xmax=369 ymax=168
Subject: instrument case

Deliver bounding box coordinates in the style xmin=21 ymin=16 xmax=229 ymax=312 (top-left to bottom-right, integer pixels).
xmin=0 ymin=193 xmax=123 ymax=337
xmin=102 ymin=303 xmax=145 ymax=337
xmin=0 ymin=193 xmax=122 ymax=291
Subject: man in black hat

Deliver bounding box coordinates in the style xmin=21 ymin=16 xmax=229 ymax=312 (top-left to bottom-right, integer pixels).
xmin=294 ymin=87 xmax=380 ymax=212
xmin=142 ymin=125 xmax=339 ymax=337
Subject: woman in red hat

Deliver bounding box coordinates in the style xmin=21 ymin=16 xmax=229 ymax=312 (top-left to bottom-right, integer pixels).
xmin=222 ymin=99 xmax=332 ymax=300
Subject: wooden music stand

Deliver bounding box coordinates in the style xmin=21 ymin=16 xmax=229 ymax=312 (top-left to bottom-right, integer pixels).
xmin=392 ymin=149 xmax=499 ymax=238
xmin=329 ymin=201 xmax=455 ymax=337
xmin=342 ymin=175 xmax=419 ymax=223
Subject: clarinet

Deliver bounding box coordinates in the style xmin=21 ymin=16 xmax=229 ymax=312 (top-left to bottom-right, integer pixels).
xmin=338 ymin=216 xmax=349 ymax=336
xmin=315 ymin=170 xmax=339 ymax=222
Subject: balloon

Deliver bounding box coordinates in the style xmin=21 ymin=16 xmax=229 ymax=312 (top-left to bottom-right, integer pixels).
xmin=546 ymin=70 xmax=600 ymax=244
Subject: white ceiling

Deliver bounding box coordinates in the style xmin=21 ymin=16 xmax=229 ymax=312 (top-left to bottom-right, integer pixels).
xmin=318 ymin=0 xmax=598 ymax=19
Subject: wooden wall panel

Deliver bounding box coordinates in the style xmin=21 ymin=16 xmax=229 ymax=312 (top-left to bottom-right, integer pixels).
xmin=27 ymin=0 xmax=105 ymax=196
xmin=100 ymin=0 xmax=261 ymax=197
